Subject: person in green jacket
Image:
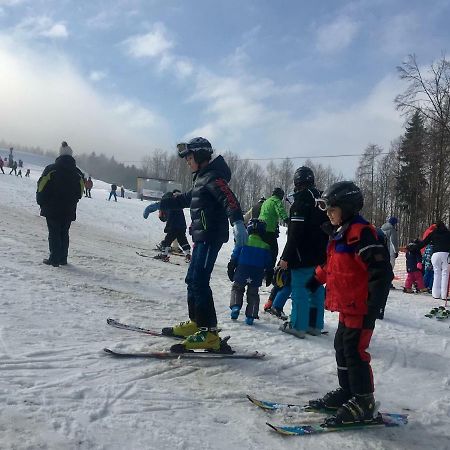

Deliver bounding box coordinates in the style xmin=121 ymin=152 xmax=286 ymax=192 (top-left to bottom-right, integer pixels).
xmin=258 ymin=187 xmax=289 ymax=269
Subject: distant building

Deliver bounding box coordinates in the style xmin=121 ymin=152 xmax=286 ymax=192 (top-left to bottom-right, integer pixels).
xmin=136 ymin=177 xmax=182 ymax=201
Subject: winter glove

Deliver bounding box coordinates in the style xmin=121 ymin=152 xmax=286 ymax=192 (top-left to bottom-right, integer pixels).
xmin=416 ymin=262 xmax=423 ymax=271
xmin=143 ymin=202 xmax=160 ymax=218
xmin=265 ymin=269 xmax=274 ymax=287
xmin=233 ymin=220 xmax=248 ymax=247
xmin=305 ymin=276 xmax=321 ymax=293
xmin=227 ymin=260 xmax=236 ymax=282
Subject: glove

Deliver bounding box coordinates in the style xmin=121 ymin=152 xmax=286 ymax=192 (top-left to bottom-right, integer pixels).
xmin=227 ymin=260 xmax=236 ymax=282
xmin=233 ymin=220 xmax=248 ymax=247
xmin=265 ymin=269 xmax=274 ymax=287
xmin=417 ymin=262 xmax=423 ymax=271
xmin=305 ymin=276 xmax=321 ymax=293
xmin=394 ymin=252 xmax=399 ymax=258
xmin=143 ymin=202 xmax=160 ymax=219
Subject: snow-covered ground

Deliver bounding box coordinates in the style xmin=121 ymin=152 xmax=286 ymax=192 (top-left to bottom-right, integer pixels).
xmin=1 ymin=156 xmax=449 ymax=450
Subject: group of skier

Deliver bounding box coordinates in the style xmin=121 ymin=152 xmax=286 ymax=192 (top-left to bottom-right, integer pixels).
xmin=36 ymin=135 xmax=446 ymax=426
xmin=141 ymin=136 xmax=396 ymax=425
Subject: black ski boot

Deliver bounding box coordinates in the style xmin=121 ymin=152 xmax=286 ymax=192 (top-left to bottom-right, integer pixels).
xmin=309 ymin=387 xmax=351 ymax=410
xmin=333 ymin=393 xmax=377 ymax=424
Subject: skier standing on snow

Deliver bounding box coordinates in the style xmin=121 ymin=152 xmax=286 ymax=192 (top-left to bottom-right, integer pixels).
xmin=381 ymin=217 xmax=399 ymax=288
xmin=415 ymin=221 xmax=450 ymax=301
xmin=85 ymin=176 xmax=93 ymax=198
xmin=258 ymin=188 xmax=289 ymax=269
xmin=36 ymin=141 xmax=84 ymax=267
xmin=143 ymin=137 xmax=247 ymax=351
xmin=403 ymin=241 xmax=428 ymax=293
xmin=0 ymin=157 xmax=4 ymax=174
xmin=108 ymin=184 xmax=118 ymax=202
xmin=9 ymin=160 xmax=17 ymax=175
xmin=306 ymin=181 xmax=393 ymax=425
xmin=278 ymin=166 xmax=329 ymax=338
xmin=147 ymin=189 xmax=191 ymax=263
xmin=228 ymin=218 xmax=273 ymax=325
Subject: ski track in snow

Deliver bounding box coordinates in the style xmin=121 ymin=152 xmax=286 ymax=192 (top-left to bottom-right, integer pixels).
xmin=1 ymin=162 xmax=450 ymax=449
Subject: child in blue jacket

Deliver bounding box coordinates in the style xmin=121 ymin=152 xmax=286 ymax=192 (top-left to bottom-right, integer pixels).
xmin=228 ymin=219 xmax=273 ymax=325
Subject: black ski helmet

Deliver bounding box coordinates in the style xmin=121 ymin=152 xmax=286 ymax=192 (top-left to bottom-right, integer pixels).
xmin=177 ymin=137 xmax=213 ymax=164
xmin=318 ymin=181 xmax=364 ymax=220
xmin=294 ymin=166 xmax=314 ymax=187
xmin=272 ymin=187 xmax=285 ymax=199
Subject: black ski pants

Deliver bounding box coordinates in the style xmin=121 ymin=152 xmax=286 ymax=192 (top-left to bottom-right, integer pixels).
xmin=334 ymin=312 xmax=377 ymax=395
xmin=46 ymin=217 xmax=72 ymax=264
xmin=161 ymin=230 xmax=190 ymax=252
xmin=230 ymin=282 xmax=260 ymax=318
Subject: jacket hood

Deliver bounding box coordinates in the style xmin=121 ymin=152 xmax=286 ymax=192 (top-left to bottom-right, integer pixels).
xmin=197 ymin=155 xmax=231 ymax=182
xmin=55 ymin=154 xmax=77 ymax=169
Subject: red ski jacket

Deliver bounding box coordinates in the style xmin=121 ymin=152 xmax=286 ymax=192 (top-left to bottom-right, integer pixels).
xmin=315 ymin=216 xmax=392 ymax=316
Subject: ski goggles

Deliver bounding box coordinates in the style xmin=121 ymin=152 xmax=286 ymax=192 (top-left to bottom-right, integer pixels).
xmin=316 ymin=198 xmax=330 ymax=211
xmin=177 ymin=143 xmax=190 ymax=158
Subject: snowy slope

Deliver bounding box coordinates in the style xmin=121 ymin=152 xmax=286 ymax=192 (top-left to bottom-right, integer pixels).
xmin=1 ymin=160 xmax=450 ymax=450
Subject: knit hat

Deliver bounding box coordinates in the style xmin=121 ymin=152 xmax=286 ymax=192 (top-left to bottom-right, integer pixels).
xmin=388 ymin=217 xmax=398 ymax=225
xmin=59 ymin=141 xmax=73 ymax=156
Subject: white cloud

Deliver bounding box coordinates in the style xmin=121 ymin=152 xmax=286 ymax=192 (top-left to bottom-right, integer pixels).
xmin=124 ymin=23 xmax=173 ymax=59
xmin=41 ymin=23 xmax=68 ymax=39
xmin=89 ymin=70 xmax=107 ymax=82
xmin=316 ymin=16 xmax=359 ymax=54
xmin=0 ymin=36 xmax=173 ymax=160
xmin=14 ymin=16 xmax=68 ymax=39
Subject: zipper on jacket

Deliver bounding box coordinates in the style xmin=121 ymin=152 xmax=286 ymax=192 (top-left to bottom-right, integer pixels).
xmin=201 ymin=210 xmax=207 ymax=230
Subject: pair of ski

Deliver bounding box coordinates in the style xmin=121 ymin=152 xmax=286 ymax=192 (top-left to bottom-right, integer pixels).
xmin=104 ymin=318 xmax=264 ymax=360
xmin=247 ymin=394 xmax=408 ymax=436
xmin=136 ymin=251 xmax=182 ymax=265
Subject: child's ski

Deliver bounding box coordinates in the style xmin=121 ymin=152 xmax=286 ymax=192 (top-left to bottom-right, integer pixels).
xmin=136 ymin=251 xmax=181 ymax=265
xmin=266 ymin=412 xmax=408 ymax=436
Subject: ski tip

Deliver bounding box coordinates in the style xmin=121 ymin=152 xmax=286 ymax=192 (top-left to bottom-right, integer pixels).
xmin=266 ymin=422 xmax=294 ymax=435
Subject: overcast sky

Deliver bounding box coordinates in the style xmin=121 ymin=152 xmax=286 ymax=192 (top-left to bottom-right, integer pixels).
xmin=0 ymin=0 xmax=448 ymax=176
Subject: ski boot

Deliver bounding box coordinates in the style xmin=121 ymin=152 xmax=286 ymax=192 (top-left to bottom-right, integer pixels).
xmin=403 ymin=287 xmax=414 ymax=294
xmin=268 ymin=306 xmax=287 ymax=320
xmin=245 ymin=316 xmax=254 ymax=325
xmin=153 ymin=253 xmax=170 ymax=262
xmin=162 ymin=320 xmax=198 ymax=337
xmin=176 ymin=328 xmax=221 ymax=351
xmin=309 ymin=387 xmax=352 ymax=410
xmin=43 ymin=258 xmax=59 ymax=267
xmin=306 ymin=327 xmax=322 ymax=336
xmin=425 ymin=306 xmax=441 ymax=318
xmin=279 ymin=321 xmax=305 ymax=339
xmin=332 ymin=394 xmax=377 ymax=424
xmin=230 ymin=306 xmax=240 ymax=320
xmin=436 ymin=308 xmax=450 ymax=320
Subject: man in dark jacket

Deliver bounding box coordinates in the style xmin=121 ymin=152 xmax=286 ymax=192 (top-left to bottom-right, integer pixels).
xmin=36 ymin=141 xmax=84 ymax=267
xmin=278 ymin=166 xmax=329 ymax=338
xmin=143 ymin=137 xmax=247 ymax=352
xmin=152 ymin=189 xmax=191 ymax=262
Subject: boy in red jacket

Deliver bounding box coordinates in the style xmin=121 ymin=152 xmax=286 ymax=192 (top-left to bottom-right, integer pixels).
xmin=306 ymin=181 xmax=393 ymax=425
